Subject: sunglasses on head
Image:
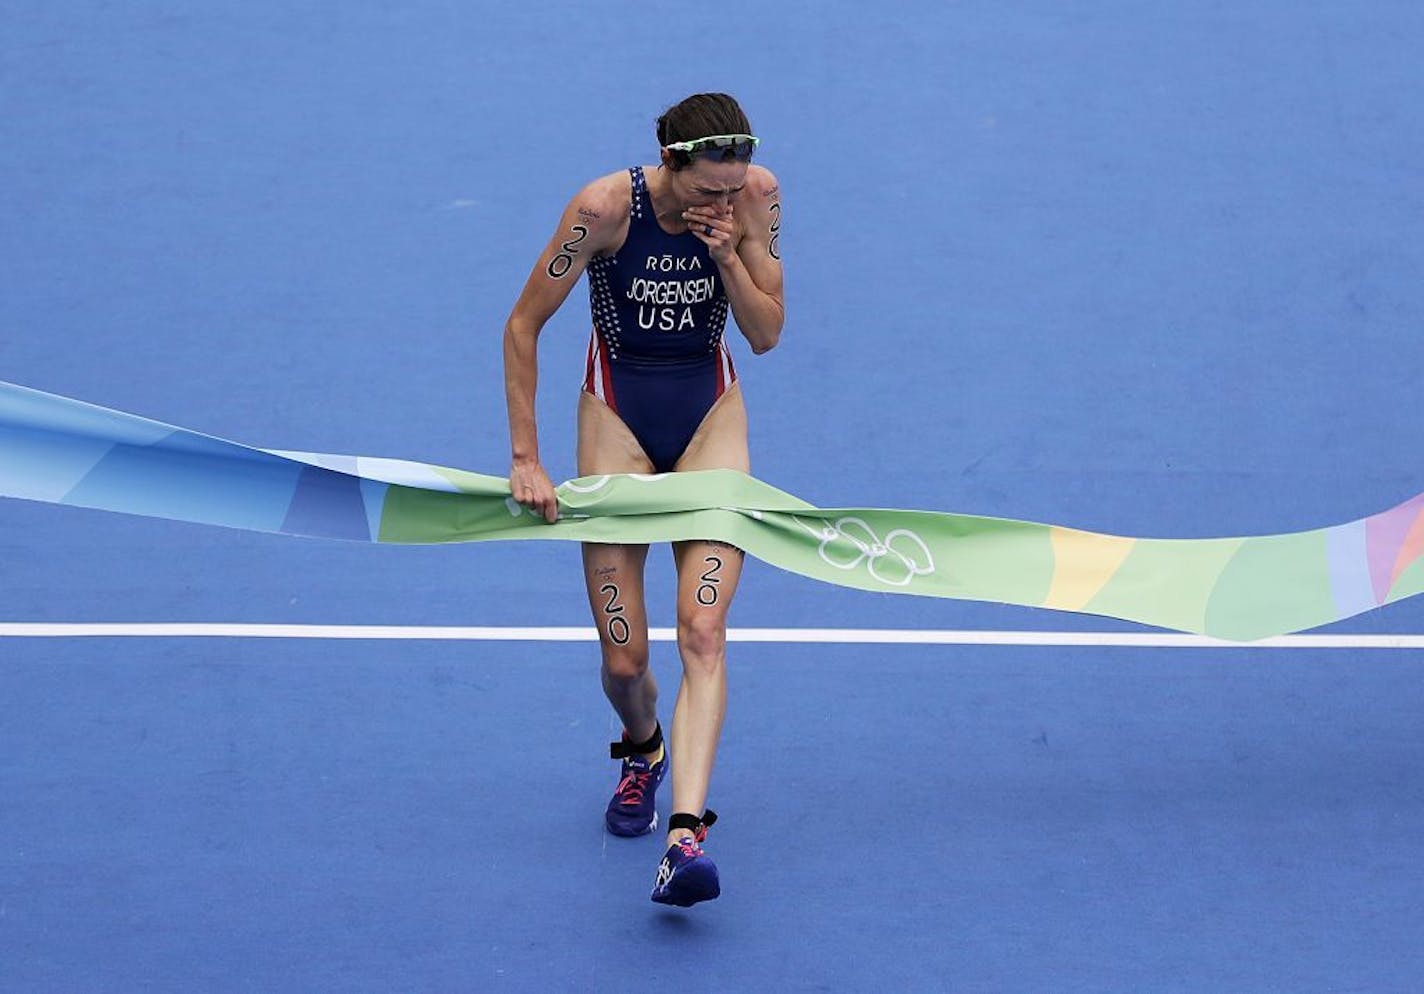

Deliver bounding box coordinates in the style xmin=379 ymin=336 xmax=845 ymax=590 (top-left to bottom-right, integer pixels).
xmin=664 ymin=133 xmax=759 ymax=163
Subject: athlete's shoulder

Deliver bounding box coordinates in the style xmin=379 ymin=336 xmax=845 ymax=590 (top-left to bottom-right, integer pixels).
xmin=746 ymin=164 xmax=780 ymax=199
xmin=554 ymin=170 xmax=632 ymax=256
xmin=737 ymin=165 xmax=781 ymax=216
xmin=730 ymin=165 xmax=781 ymax=237
xmin=747 ymin=164 xmax=781 ymax=198
xmin=566 ymin=170 xmax=633 ymax=227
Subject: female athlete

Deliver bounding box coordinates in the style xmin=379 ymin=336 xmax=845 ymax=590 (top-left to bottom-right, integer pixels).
xmin=502 ymin=92 xmax=784 ymax=907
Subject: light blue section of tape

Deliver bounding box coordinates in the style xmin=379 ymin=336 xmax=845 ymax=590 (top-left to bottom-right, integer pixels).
xmin=360 ymin=479 xmax=387 ymax=540
xmin=63 ymin=442 xmax=304 ymax=533
xmin=1326 ymin=519 xmax=1377 ymax=617
xmin=0 ymin=426 xmax=117 ymax=502
xmin=1 ymin=382 xmax=173 ymax=447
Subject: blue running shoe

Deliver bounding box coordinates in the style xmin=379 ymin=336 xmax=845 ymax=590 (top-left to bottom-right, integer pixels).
xmin=650 ymin=816 xmax=720 ymax=907
xmin=604 ymin=752 xmax=666 ymax=837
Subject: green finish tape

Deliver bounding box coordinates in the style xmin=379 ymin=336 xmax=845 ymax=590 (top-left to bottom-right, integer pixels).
xmin=2 ymin=380 xmax=1422 ymax=641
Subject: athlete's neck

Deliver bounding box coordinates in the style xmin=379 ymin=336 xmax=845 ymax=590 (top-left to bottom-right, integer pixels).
xmin=644 ymin=166 xmax=690 ymax=232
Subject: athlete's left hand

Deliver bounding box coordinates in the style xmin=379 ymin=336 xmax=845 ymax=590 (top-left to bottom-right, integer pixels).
xmin=684 ymin=205 xmax=736 ymax=265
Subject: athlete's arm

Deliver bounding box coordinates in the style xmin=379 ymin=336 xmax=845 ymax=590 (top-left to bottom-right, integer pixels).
xmin=503 ymin=175 xmax=625 ymax=521
xmin=689 ymin=166 xmax=784 ymax=354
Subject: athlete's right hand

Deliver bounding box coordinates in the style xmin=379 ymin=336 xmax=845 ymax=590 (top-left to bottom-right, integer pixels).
xmin=510 ymin=458 xmax=559 ymax=523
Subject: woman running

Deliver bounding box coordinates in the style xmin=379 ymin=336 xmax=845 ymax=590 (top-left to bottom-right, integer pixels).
xmin=502 ymin=92 xmax=784 ymax=906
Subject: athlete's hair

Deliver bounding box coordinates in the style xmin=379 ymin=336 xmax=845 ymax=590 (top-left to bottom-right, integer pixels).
xmin=656 ymin=93 xmax=753 ymax=171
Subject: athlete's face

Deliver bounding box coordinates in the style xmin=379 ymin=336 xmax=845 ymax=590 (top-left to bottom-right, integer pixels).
xmin=673 ymin=158 xmax=749 ymax=215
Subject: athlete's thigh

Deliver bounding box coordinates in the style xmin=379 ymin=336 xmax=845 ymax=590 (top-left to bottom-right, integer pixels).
xmin=671 ymin=538 xmax=746 ymax=624
xmin=578 ymin=391 xmax=655 ymax=476
xmin=673 ymin=383 xmax=749 ymax=474
xmin=672 ymin=385 xmax=748 ymax=622
xmin=582 ymin=542 xmax=651 ymax=654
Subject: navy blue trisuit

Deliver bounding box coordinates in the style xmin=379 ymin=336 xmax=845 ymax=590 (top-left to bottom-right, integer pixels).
xmin=582 ymin=166 xmax=737 ymax=473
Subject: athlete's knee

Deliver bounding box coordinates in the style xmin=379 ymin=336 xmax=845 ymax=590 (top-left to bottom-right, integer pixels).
xmin=601 ymin=641 xmax=650 ymax=683
xmin=676 ymin=611 xmax=726 ymax=668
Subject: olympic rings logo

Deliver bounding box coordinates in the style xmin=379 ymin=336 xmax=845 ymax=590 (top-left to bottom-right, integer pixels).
xmin=793 ymin=515 xmax=935 ymax=587
xmin=561 ymin=473 xmax=667 ymax=496
xmin=506 ymin=473 xmax=668 ymax=517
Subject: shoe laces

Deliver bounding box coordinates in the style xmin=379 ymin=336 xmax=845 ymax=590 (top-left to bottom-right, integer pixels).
xmin=614 ymin=766 xmax=652 ymax=807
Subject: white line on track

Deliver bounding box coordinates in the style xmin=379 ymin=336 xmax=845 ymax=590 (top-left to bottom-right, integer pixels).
xmin=0 ymin=623 xmax=1421 ymax=649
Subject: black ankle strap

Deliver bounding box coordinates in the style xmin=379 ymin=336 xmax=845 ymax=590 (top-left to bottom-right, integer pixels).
xmin=609 ymin=721 xmax=663 ymax=759
xmin=668 ymin=810 xmax=718 ymax=837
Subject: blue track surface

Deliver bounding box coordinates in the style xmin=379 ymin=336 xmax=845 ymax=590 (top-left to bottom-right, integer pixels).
xmin=2 ymin=3 xmax=1422 ymax=991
